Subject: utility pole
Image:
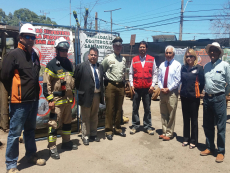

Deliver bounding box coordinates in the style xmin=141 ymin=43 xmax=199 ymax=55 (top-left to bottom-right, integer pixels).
xmin=104 ymin=8 xmax=121 ymax=33
xmin=95 ymin=12 xmax=98 ymax=30
xmin=70 ymin=0 xmax=71 ymax=26
xmin=179 ymin=0 xmax=184 ymax=41
xmin=179 ymin=0 xmax=192 ymax=41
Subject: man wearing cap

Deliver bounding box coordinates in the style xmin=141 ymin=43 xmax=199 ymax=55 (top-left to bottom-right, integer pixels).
xmin=158 ymin=45 xmax=181 ymax=141
xmin=1 ymin=23 xmax=46 ymax=173
xmin=129 ymin=41 xmax=157 ymax=135
xmin=43 ymin=37 xmax=78 ymax=160
xmin=101 ymin=36 xmax=126 ymax=140
xmin=74 ymin=47 xmax=104 ymax=145
xmin=200 ymin=42 xmax=230 ymax=163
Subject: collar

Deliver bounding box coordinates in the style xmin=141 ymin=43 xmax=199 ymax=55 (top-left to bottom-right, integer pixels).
xmin=139 ymin=54 xmax=146 ymax=59
xmin=18 ymin=42 xmax=27 ymax=52
xmin=212 ymin=59 xmax=221 ymax=67
xmin=88 ymin=60 xmax=97 ymax=67
xmin=165 ymin=58 xmax=174 ymax=65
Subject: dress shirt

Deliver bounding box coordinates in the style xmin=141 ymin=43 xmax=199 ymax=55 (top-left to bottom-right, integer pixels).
xmin=204 ymin=59 xmax=230 ymax=95
xmin=158 ymin=59 xmax=181 ymax=91
xmin=101 ymin=53 xmax=126 ymax=82
xmin=129 ymin=55 xmax=157 ymax=87
xmin=89 ymin=61 xmax=100 ymax=93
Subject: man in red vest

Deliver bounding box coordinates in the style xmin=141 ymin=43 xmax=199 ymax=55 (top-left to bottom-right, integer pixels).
xmin=129 ymin=41 xmax=157 ymax=135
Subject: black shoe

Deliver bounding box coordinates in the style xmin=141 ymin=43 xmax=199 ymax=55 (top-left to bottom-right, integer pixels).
xmin=90 ymin=136 xmax=100 ymax=142
xmin=82 ymin=138 xmax=89 ymax=145
xmin=61 ymin=141 xmax=78 ymax=150
xmin=106 ymin=135 xmax=113 ymax=140
xmin=114 ymin=131 xmax=126 ymax=137
xmin=49 ymin=147 xmax=60 ymax=160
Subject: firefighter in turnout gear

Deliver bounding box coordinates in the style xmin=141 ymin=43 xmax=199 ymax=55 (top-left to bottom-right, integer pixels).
xmin=43 ymin=37 xmax=78 ymax=160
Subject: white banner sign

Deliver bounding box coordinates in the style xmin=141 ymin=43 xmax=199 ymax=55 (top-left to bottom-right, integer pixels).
xmin=33 ymin=26 xmax=74 ymax=67
xmin=79 ymin=31 xmax=116 ymax=63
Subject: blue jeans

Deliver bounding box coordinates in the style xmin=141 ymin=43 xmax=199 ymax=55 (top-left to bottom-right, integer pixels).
xmin=5 ymin=101 xmax=38 ymax=170
xmin=203 ymin=94 xmax=226 ymax=155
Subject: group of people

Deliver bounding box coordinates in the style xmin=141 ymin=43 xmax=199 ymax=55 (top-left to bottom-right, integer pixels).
xmin=1 ymin=23 xmax=230 ymax=173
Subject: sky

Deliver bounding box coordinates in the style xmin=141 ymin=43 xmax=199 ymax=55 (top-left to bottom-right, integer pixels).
xmin=1 ymin=0 xmax=229 ymax=43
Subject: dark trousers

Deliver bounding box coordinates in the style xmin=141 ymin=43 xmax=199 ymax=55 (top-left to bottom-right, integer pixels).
xmin=203 ymin=93 xmax=226 ymax=155
xmin=181 ymin=96 xmax=200 ymax=145
xmin=105 ymin=82 xmax=124 ymax=135
xmin=132 ymin=88 xmax=152 ymax=130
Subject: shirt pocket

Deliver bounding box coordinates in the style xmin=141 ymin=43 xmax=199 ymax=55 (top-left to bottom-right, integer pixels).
xmin=212 ymin=71 xmax=224 ymax=82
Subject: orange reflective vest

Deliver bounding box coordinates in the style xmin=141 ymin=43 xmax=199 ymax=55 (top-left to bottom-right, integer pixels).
xmin=132 ymin=55 xmax=154 ymax=89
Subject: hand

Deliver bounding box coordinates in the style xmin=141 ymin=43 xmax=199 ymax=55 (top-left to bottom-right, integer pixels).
xmin=49 ymin=101 xmax=55 ymax=109
xmin=131 ymin=86 xmax=135 ymax=94
xmin=161 ymin=88 xmax=169 ymax=94
xmin=148 ymin=86 xmax=155 ymax=94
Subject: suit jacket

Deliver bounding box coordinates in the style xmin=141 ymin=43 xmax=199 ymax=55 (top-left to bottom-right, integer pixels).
xmin=74 ymin=61 xmax=104 ymax=107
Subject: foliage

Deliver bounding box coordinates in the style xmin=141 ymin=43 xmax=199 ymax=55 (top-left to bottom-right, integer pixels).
xmin=0 ymin=8 xmax=57 ymax=26
xmin=211 ymin=0 xmax=230 ymax=39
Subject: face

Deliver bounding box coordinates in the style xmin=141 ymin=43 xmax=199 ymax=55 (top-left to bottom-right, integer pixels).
xmin=186 ymin=53 xmax=195 ymax=66
xmin=88 ymin=49 xmax=98 ymax=64
xmin=208 ymin=46 xmax=221 ymax=63
xmin=57 ymin=48 xmax=68 ymax=58
xmin=113 ymin=44 xmax=122 ymax=55
xmin=19 ymin=33 xmax=36 ymax=50
xmin=165 ymin=47 xmax=174 ymax=62
xmin=139 ymin=44 xmax=147 ymax=55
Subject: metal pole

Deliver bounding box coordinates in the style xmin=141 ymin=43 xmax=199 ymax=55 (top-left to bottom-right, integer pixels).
xmin=104 ymin=8 xmax=121 ymax=33
xmin=95 ymin=12 xmax=98 ymax=30
xmin=179 ymin=0 xmax=184 ymax=41
xmin=70 ymin=0 xmax=71 ymax=26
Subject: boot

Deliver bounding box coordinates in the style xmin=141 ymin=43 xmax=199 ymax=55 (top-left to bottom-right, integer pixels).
xmin=48 ymin=142 xmax=60 ymax=160
xmin=61 ymin=141 xmax=78 ymax=150
xmin=27 ymin=153 xmax=46 ymax=166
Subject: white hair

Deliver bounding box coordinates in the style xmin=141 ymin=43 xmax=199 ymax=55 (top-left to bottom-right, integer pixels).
xmin=165 ymin=45 xmax=175 ymax=54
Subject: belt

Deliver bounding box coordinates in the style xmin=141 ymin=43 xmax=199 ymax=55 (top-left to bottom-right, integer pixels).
xmin=108 ymin=80 xmax=123 ymax=86
xmin=205 ymin=92 xmax=224 ymax=97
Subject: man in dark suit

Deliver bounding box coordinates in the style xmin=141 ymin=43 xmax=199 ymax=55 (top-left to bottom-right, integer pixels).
xmin=74 ymin=47 xmax=104 ymax=145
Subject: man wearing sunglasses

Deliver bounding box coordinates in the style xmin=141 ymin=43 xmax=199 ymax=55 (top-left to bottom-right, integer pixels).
xmin=200 ymin=42 xmax=230 ymax=163
xmin=1 ymin=23 xmax=46 ymax=173
xmin=43 ymin=37 xmax=77 ymax=160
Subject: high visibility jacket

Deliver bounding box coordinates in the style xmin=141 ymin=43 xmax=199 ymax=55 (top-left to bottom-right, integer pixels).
xmin=43 ymin=57 xmax=75 ymax=105
xmin=132 ymin=55 xmax=154 ymax=89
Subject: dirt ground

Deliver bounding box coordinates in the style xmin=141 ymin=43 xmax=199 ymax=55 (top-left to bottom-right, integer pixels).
xmin=0 ymin=98 xmax=230 ymax=173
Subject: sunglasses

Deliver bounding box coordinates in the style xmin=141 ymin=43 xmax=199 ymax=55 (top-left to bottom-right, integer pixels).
xmin=23 ymin=35 xmax=36 ymax=40
xmin=59 ymin=49 xmax=68 ymax=52
xmin=186 ymin=55 xmax=195 ymax=59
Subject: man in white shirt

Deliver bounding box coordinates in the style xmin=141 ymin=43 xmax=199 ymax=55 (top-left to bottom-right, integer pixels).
xmin=129 ymin=41 xmax=157 ymax=135
xmin=158 ymin=45 xmax=181 ymax=141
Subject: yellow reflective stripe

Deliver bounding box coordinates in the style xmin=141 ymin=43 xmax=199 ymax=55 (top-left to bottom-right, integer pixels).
xmin=57 ymin=73 xmax=65 ymax=78
xmin=62 ymin=130 xmax=71 ymax=135
xmin=47 ymin=94 xmax=54 ymax=101
xmin=48 ymin=136 xmax=57 ymax=142
xmin=55 ymin=99 xmax=73 ymax=105
xmin=69 ymin=72 xmax=74 ymax=76
xmin=72 ymin=90 xmax=75 ymax=93
xmin=45 ymin=68 xmax=58 ymax=78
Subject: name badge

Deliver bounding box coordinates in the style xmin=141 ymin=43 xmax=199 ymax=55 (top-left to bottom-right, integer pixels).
xmin=109 ymin=61 xmax=115 ymax=64
xmin=191 ymin=69 xmax=197 ymax=73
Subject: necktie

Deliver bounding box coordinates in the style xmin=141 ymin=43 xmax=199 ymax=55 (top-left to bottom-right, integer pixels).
xmin=163 ymin=62 xmax=170 ymax=88
xmin=92 ymin=64 xmax=100 ymax=89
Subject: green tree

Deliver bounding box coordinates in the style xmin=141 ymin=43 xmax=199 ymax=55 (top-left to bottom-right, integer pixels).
xmin=0 ymin=8 xmax=57 ymax=26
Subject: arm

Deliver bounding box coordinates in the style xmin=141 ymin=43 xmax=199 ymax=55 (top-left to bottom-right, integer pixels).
xmin=151 ymin=59 xmax=158 ymax=87
xmin=101 ymin=57 xmax=109 ymax=73
xmin=43 ymin=65 xmax=55 ymax=109
xmin=158 ymin=65 xmax=163 ymax=89
xmin=198 ymin=65 xmax=205 ymax=93
xmin=129 ymin=59 xmax=135 ymax=94
xmin=225 ymin=63 xmax=230 ymax=95
xmin=1 ymin=53 xmax=15 ymax=92
xmin=168 ymin=64 xmax=181 ymax=91
xmin=74 ymin=63 xmax=82 ymax=90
